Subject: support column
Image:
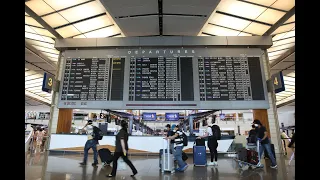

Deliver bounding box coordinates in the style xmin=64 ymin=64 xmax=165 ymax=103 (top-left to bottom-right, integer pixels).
xmin=253 ymin=109 xmax=271 ymax=138
xmin=261 ymin=50 xmax=282 ymax=154
xmin=56 ymin=109 xmax=73 ymax=133
xmin=189 ymin=115 xmax=194 ymax=135
xmin=128 ymin=116 xmax=133 ymax=135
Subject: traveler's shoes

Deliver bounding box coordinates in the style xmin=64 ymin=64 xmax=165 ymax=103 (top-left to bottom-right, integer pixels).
xmin=175 ymin=168 xmax=183 ymax=172
xmin=181 ymin=164 xmax=188 ymax=171
xmin=256 ymin=163 xmax=264 ymax=168
xmin=213 ymin=162 xmax=218 ymax=166
xmin=103 ymin=162 xmax=110 ymax=167
xmin=207 ymin=162 xmax=215 ymax=166
xmin=106 ymin=174 xmax=115 ymax=178
xmin=271 ymin=165 xmax=278 ymax=169
xmin=79 ymin=162 xmax=87 ymax=166
xmin=130 ymin=172 xmax=138 ymax=177
xmin=92 ymin=162 xmax=98 ymax=166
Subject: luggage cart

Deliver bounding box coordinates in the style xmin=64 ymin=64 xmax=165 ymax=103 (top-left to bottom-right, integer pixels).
xmin=234 ymin=139 xmax=264 ymax=169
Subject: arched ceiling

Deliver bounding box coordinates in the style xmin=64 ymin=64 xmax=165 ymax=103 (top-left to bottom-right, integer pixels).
xmin=25 ymin=0 xmax=295 ymax=107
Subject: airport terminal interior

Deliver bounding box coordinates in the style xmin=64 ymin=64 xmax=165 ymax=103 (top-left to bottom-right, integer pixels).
xmin=25 ymin=0 xmax=295 ymax=179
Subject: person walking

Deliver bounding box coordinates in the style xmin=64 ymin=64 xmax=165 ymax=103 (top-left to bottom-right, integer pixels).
xmin=107 ymin=120 xmax=138 ymax=178
xmin=253 ymin=119 xmax=277 ymax=168
xmin=79 ymin=120 xmax=99 ymax=166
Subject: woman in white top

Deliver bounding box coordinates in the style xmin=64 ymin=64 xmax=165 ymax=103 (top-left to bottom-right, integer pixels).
xmin=197 ymin=120 xmax=219 ymax=166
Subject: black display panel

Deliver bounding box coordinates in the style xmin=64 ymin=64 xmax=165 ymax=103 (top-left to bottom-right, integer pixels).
xmin=248 ymin=57 xmax=265 ymax=100
xmin=198 ymin=56 xmax=265 ymax=101
xmin=110 ymin=58 xmax=125 ymax=100
xmin=129 ymin=57 xmax=194 ymax=101
xmin=60 ymin=58 xmax=125 ymax=101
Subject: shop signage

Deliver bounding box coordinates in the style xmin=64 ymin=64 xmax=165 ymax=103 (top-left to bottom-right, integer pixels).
xmin=142 ymin=113 xmax=157 ymax=121
xmin=165 ymin=113 xmax=179 ymax=121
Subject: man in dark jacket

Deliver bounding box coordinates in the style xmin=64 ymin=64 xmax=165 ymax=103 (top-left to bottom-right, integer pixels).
xmin=165 ymin=124 xmax=174 ymax=153
xmin=253 ymin=119 xmax=277 ymax=168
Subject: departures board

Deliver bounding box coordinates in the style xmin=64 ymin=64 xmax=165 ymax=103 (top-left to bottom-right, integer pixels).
xmin=58 ymin=48 xmax=269 ymax=109
xmin=61 ymin=57 xmax=125 ymax=101
xmin=129 ymin=57 xmax=193 ymax=101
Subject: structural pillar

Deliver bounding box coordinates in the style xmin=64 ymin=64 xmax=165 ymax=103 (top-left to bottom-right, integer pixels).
xmin=189 ymin=115 xmax=194 ymax=135
xmin=128 ymin=116 xmax=133 ymax=135
xmin=253 ymin=109 xmax=271 ymax=138
xmin=260 ymin=50 xmax=282 ymax=154
xmin=56 ymin=109 xmax=73 ymax=134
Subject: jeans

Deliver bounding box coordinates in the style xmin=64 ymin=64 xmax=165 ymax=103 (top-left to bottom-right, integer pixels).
xmin=83 ymin=139 xmax=98 ymax=164
xmin=259 ymin=143 xmax=277 ymax=166
xmin=111 ymin=152 xmax=137 ymax=176
xmin=174 ymin=146 xmax=187 ymax=168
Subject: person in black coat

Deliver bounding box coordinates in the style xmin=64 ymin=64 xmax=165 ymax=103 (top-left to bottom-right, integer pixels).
xmin=106 ymin=120 xmax=138 ymax=178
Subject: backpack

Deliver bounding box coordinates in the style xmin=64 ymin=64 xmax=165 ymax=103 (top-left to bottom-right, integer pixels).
xmin=248 ymin=129 xmax=257 ymax=143
xmin=211 ymin=125 xmax=221 ymax=140
xmin=92 ymin=126 xmax=104 ymax=140
xmin=181 ymin=132 xmax=188 ymax=146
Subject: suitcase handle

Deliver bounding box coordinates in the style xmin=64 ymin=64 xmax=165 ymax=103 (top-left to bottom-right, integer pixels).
xmin=163 ymin=139 xmax=170 ymax=168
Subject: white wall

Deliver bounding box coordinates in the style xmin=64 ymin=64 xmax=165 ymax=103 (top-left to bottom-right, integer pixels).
xmin=277 ymin=105 xmax=295 ymax=126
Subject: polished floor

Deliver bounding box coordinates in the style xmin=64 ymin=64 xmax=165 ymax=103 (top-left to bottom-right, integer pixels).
xmin=25 ymin=150 xmax=295 ymax=180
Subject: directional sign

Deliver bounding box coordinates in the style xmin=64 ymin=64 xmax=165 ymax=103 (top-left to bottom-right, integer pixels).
xmin=271 ymin=71 xmax=285 ymax=93
xmin=42 ymin=72 xmax=54 ymax=93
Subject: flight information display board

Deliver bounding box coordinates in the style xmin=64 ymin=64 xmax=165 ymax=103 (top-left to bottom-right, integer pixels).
xmin=58 ymin=48 xmax=269 ymax=109
xmin=198 ymin=56 xmax=264 ymax=101
xmin=61 ymin=57 xmax=125 ymax=101
xmin=129 ymin=57 xmax=194 ymax=101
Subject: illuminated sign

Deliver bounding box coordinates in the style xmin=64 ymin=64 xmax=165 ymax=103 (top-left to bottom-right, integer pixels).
xmin=271 ymin=71 xmax=285 ymax=93
xmin=42 ymin=72 xmax=54 ymax=93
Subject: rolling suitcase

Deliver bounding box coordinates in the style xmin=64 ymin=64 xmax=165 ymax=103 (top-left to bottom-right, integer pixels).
xmin=195 ymin=139 xmax=206 ymax=146
xmin=159 ymin=148 xmax=172 ymax=169
xmin=193 ymin=146 xmax=206 ymax=166
xmin=161 ymin=139 xmax=175 ymax=173
xmin=98 ymin=148 xmax=113 ymax=166
xmin=238 ymin=148 xmax=248 ymax=162
xmin=247 ymin=149 xmax=259 ymax=165
xmin=264 ymin=144 xmax=276 ymax=160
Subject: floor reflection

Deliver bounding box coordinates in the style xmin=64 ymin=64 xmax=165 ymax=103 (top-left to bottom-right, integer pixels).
xmin=25 ymin=151 xmax=295 ymax=180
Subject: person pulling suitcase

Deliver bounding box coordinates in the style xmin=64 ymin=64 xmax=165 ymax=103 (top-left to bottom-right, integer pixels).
xmin=106 ymin=120 xmax=138 ymax=178
xmin=79 ymin=120 xmax=103 ymax=166
xmin=164 ymin=125 xmax=188 ymax=172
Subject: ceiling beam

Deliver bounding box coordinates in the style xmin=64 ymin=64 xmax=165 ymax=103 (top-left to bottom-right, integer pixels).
xmin=25 ymin=43 xmax=57 ymax=70
xmin=270 ymin=46 xmax=295 ymax=68
xmin=276 ymin=99 xmax=295 ymax=108
xmin=25 ymin=5 xmax=63 ymax=39
xmin=25 ymin=94 xmax=51 ymax=107
xmin=263 ymin=7 xmax=295 ymax=36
